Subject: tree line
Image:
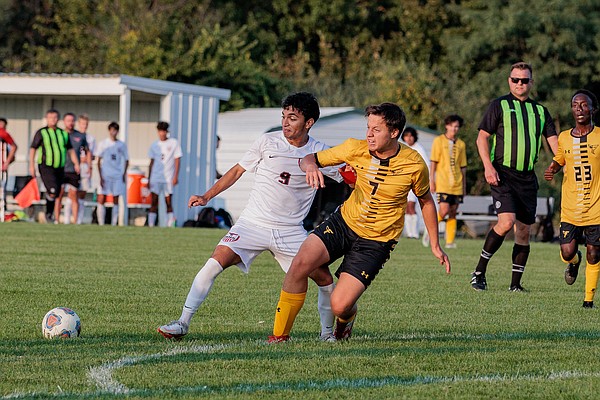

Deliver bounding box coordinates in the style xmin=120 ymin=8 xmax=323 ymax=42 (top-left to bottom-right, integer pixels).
xmin=2 ymin=0 xmax=599 ymax=197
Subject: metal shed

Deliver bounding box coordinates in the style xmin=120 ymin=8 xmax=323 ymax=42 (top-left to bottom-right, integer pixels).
xmin=0 ymin=73 xmax=231 ymax=225
xmin=215 ymin=107 xmax=438 ymax=221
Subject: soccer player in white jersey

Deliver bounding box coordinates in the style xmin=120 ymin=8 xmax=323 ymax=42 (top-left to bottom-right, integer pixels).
xmin=96 ymin=122 xmax=129 ymax=226
xmin=76 ymin=114 xmax=96 ymax=224
xmin=158 ymin=92 xmax=344 ymax=341
xmin=147 ymin=121 xmax=182 ymax=227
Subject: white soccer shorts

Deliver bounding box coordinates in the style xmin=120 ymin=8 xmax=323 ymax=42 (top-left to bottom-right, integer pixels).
xmin=79 ymin=177 xmax=92 ymax=192
xmin=99 ymin=177 xmax=125 ymax=196
xmin=149 ymin=181 xmax=174 ymax=196
xmin=217 ymin=217 xmax=308 ymax=273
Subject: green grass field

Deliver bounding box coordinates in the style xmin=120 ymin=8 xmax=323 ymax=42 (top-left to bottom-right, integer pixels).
xmin=1 ymin=223 xmax=599 ymax=399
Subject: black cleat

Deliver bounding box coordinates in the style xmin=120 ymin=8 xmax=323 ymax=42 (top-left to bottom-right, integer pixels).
xmin=470 ymin=272 xmax=487 ymax=291
xmin=583 ymin=301 xmax=594 ymax=308
xmin=509 ymin=284 xmax=527 ymax=292
xmin=565 ymin=250 xmax=582 ymax=285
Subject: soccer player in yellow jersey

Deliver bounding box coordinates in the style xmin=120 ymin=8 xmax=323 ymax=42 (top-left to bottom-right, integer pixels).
xmin=430 ymin=115 xmax=467 ymax=249
xmin=545 ymin=89 xmax=600 ymax=308
xmin=269 ymin=103 xmax=451 ymax=342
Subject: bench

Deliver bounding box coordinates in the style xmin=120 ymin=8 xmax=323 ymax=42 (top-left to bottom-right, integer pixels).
xmin=457 ymin=195 xmax=554 ymax=221
xmin=457 ymin=195 xmax=554 ymax=239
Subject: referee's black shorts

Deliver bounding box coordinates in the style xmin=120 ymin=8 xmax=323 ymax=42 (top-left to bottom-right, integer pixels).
xmin=38 ymin=164 xmax=64 ymax=197
xmin=312 ymin=209 xmax=396 ymax=288
xmin=491 ymin=163 xmax=538 ymax=225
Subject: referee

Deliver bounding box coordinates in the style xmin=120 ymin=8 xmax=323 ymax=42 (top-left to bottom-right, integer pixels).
xmin=29 ymin=109 xmax=79 ymax=223
xmin=470 ymin=62 xmax=558 ymax=292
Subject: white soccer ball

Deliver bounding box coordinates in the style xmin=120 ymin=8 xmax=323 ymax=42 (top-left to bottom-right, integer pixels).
xmin=42 ymin=307 xmax=81 ymax=339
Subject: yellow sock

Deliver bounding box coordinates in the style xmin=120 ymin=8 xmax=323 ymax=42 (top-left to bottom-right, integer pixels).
xmin=560 ymin=252 xmax=579 ymax=265
xmin=585 ymin=261 xmax=600 ymax=302
xmin=437 ymin=213 xmax=443 ymax=223
xmin=273 ymin=290 xmax=306 ymax=336
xmin=446 ymin=218 xmax=457 ymax=244
xmin=338 ymin=312 xmax=356 ymax=324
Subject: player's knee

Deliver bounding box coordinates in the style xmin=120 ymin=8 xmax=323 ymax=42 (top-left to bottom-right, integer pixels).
xmin=330 ymin=298 xmax=353 ymax=317
xmin=561 ymin=247 xmax=577 ymax=262
xmin=495 ymin=219 xmax=515 ymax=235
xmin=587 ymin=246 xmax=600 ymax=264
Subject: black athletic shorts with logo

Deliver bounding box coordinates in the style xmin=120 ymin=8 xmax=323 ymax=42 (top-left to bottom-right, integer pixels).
xmin=63 ymin=172 xmax=81 ymax=189
xmin=312 ymin=209 xmax=397 ymax=288
xmin=38 ymin=164 xmax=65 ymax=197
xmin=490 ymin=163 xmax=538 ymax=225
xmin=437 ymin=193 xmax=463 ymax=205
xmin=559 ymin=222 xmax=600 ymax=246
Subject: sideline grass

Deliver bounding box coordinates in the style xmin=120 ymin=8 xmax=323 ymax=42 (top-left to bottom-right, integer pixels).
xmin=1 ymin=223 xmax=598 ymax=399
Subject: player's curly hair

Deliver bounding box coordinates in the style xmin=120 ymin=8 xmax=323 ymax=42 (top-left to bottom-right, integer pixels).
xmin=573 ymin=89 xmax=599 ymax=112
xmin=365 ymin=103 xmax=406 ymax=134
xmin=281 ymin=92 xmax=320 ymax=124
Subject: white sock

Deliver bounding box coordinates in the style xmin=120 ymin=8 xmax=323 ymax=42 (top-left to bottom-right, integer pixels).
xmin=111 ymin=204 xmax=119 ymax=226
xmin=148 ymin=212 xmax=157 ymax=227
xmin=63 ymin=198 xmax=72 ymax=224
xmin=317 ymin=283 xmax=335 ymax=336
xmin=180 ymin=258 xmax=224 ymax=325
xmin=77 ymin=199 xmax=85 ymax=224
xmin=167 ymin=212 xmax=175 ymax=227
xmin=97 ymin=204 xmax=105 ymax=226
xmin=406 ymin=214 xmax=418 ymax=238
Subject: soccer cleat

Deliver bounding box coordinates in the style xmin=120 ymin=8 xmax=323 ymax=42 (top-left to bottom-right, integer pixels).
xmin=470 ymin=272 xmax=487 ymax=291
xmin=565 ymin=250 xmax=582 ymax=285
xmin=583 ymin=301 xmax=594 ymax=308
xmin=319 ymin=332 xmax=336 ymax=342
xmin=157 ymin=320 xmax=189 ymax=340
xmin=509 ymin=284 xmax=527 ymax=292
xmin=445 ymin=243 xmax=457 ymax=249
xmin=267 ymin=335 xmax=290 ymax=343
xmin=334 ymin=314 xmax=356 ymax=340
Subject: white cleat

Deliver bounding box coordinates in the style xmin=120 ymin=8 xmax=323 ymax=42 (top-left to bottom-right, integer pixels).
xmin=320 ymin=332 xmax=337 ymax=342
xmin=157 ymin=320 xmax=189 ymax=340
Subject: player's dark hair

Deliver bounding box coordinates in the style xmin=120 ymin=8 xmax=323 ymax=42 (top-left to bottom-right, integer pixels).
xmin=401 ymin=126 xmax=418 ymax=142
xmin=444 ymin=114 xmax=464 ymax=127
xmin=281 ymin=92 xmax=320 ymax=124
xmin=46 ymin=109 xmax=60 ymax=119
xmin=157 ymin=121 xmax=169 ymax=131
xmin=108 ymin=121 xmax=119 ymax=131
xmin=364 ymin=102 xmax=406 ymax=135
xmin=573 ymin=89 xmax=599 ymax=112
xmin=64 ymin=112 xmax=76 ymax=120
xmin=0 ymin=117 xmax=7 ymax=125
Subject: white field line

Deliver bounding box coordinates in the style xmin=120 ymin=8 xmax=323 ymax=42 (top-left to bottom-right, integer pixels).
xmin=4 ymin=334 xmax=600 ymax=398
xmin=87 ymin=343 xmax=228 ymax=394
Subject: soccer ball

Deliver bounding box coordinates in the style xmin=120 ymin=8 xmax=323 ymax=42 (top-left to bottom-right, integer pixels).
xmin=42 ymin=307 xmax=81 ymax=339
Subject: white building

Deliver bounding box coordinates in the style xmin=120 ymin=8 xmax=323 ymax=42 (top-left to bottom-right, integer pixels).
xmin=0 ymin=73 xmax=230 ymax=225
xmin=215 ymin=107 xmax=438 ymax=221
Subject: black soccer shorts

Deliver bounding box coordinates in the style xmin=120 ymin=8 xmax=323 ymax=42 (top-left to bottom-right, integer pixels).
xmin=38 ymin=164 xmax=65 ymax=197
xmin=491 ymin=164 xmax=538 ymax=225
xmin=312 ymin=209 xmax=397 ymax=288
xmin=559 ymin=222 xmax=600 ymax=246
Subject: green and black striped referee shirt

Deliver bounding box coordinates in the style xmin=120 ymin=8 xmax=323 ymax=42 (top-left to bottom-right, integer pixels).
xmin=479 ymin=93 xmax=557 ymax=172
xmin=30 ymin=126 xmax=72 ymax=169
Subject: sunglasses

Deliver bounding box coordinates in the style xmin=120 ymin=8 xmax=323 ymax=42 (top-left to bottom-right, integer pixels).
xmin=510 ymin=77 xmax=531 ymax=84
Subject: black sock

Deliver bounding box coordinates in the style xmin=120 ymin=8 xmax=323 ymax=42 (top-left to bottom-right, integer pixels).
xmin=45 ymin=197 xmax=55 ymax=216
xmin=511 ymin=243 xmax=530 ymax=287
xmin=475 ymin=228 xmax=506 ymax=275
